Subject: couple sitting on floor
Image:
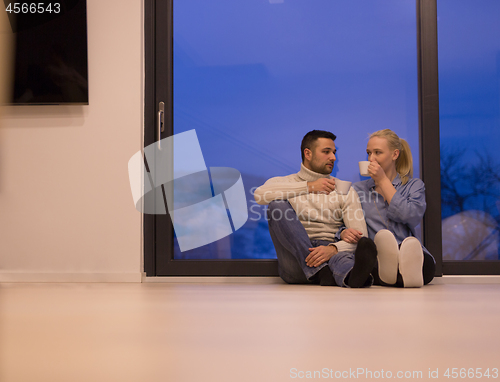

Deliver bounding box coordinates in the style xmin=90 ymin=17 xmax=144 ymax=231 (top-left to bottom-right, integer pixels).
xmin=254 ymin=129 xmax=435 ymax=288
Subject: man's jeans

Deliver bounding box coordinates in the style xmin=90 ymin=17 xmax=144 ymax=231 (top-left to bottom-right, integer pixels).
xmin=267 ymin=200 xmax=355 ymax=287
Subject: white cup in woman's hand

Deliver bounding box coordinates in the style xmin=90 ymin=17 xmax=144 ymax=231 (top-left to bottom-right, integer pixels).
xmin=359 ymin=161 xmax=370 ymax=177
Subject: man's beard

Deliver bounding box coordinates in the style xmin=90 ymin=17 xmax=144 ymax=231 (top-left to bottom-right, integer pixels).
xmin=310 ymin=161 xmax=334 ymax=175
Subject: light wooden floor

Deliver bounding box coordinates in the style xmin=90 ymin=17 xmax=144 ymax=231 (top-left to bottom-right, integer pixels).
xmin=1 ymin=282 xmax=500 ymax=382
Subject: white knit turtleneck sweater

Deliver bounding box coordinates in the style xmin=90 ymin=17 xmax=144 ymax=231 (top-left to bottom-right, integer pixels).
xmin=254 ymin=164 xmax=367 ymax=253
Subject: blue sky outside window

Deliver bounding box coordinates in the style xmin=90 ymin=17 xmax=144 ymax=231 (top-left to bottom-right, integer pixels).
xmin=438 ymin=0 xmax=500 ymax=261
xmin=173 ymin=0 xmax=419 ymax=259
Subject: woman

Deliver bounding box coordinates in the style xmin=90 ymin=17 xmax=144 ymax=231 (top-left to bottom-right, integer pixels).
xmin=341 ymin=129 xmax=435 ymax=287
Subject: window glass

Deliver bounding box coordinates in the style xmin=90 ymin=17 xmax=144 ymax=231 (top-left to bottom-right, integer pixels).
xmin=438 ymin=0 xmax=500 ymax=261
xmin=173 ymin=0 xmax=419 ymax=259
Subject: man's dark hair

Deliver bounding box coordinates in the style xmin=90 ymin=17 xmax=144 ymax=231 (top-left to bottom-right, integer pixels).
xmin=300 ymin=130 xmax=337 ymax=162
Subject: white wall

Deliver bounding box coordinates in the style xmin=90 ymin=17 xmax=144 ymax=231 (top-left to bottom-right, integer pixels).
xmin=0 ymin=0 xmax=143 ymax=282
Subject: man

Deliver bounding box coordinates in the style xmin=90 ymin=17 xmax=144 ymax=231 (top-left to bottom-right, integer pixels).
xmin=254 ymin=130 xmax=377 ymax=287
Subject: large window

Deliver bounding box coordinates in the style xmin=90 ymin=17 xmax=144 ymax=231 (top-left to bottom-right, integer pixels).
xmin=172 ymin=0 xmax=420 ymax=260
xmin=438 ymin=0 xmax=500 ymax=264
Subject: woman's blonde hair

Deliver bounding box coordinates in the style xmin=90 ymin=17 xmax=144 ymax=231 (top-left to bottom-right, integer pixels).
xmin=369 ymin=129 xmax=413 ymax=185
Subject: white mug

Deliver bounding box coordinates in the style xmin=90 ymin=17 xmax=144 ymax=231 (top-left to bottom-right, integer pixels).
xmin=335 ymin=179 xmax=352 ymax=195
xmin=359 ymin=161 xmax=370 ymax=177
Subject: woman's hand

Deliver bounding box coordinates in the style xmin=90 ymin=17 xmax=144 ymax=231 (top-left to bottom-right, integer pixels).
xmin=340 ymin=228 xmax=363 ymax=243
xmin=368 ymin=160 xmax=388 ymax=184
xmin=368 ymin=160 xmax=397 ymax=204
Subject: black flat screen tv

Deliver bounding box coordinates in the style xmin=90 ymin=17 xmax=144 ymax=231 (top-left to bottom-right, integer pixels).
xmin=4 ymin=0 xmax=88 ymax=104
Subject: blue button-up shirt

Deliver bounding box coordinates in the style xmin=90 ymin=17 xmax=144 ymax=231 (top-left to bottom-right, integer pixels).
xmin=352 ymin=174 xmax=432 ymax=258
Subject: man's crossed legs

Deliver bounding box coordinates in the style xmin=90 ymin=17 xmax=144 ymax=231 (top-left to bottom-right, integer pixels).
xmin=267 ymin=201 xmax=377 ymax=288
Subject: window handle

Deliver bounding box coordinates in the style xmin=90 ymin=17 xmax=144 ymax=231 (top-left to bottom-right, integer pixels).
xmin=157 ymin=101 xmax=164 ymax=149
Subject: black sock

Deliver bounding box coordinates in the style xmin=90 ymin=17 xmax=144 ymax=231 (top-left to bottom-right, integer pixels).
xmin=347 ymin=237 xmax=377 ymax=288
xmin=317 ymin=266 xmax=336 ymax=286
xmin=422 ymin=252 xmax=436 ymax=285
